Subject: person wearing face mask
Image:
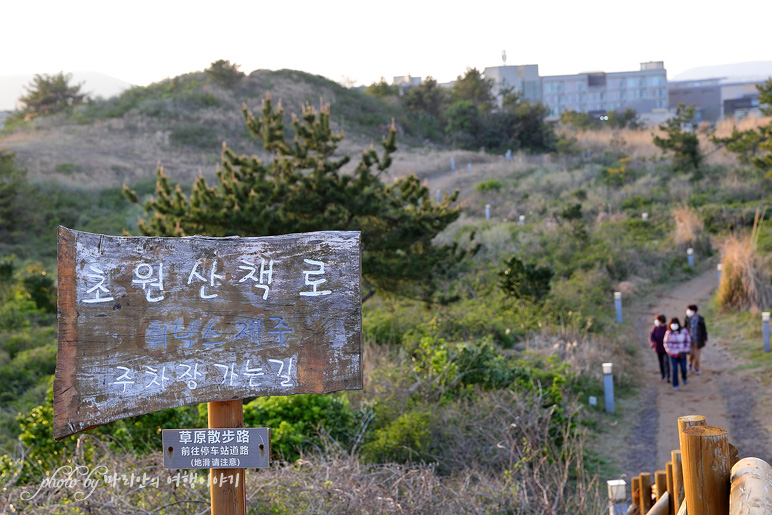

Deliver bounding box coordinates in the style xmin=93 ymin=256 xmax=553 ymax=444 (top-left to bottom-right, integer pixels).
xmin=663 ymin=317 xmax=691 ymax=390
xmin=684 ymin=304 xmax=708 ymax=375
xmin=649 ymin=314 xmax=669 ymax=381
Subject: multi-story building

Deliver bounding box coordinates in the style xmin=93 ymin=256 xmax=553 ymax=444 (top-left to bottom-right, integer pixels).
xmin=541 ymin=62 xmax=668 ymax=118
xmin=392 ymin=75 xmax=422 ymax=93
xmin=482 ymin=64 xmax=541 ymax=104
xmin=669 ymin=78 xmax=763 ymax=122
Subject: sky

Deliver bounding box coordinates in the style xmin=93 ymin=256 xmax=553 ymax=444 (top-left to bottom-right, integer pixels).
xmin=2 ymin=0 xmax=771 ymax=90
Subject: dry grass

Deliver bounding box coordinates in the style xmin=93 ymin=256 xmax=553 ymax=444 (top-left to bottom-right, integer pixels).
xmin=717 ymin=211 xmax=772 ymax=312
xmin=2 ymin=390 xmax=604 ymax=514
xmin=672 ymin=205 xmax=705 ymax=247
xmin=568 ymin=115 xmax=772 ymax=169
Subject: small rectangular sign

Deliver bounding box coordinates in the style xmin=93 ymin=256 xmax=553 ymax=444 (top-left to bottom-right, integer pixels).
xmin=162 ymin=428 xmax=270 ymax=469
xmin=54 ymin=228 xmax=362 ymax=440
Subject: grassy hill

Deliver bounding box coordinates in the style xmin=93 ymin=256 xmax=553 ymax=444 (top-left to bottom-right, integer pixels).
xmin=0 ymin=69 xmax=401 ymax=187
xmin=2 ymin=67 xmax=772 ymax=512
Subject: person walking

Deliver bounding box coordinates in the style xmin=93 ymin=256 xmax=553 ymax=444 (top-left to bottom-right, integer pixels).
xmin=664 ymin=317 xmax=691 ymax=391
xmin=650 ymin=314 xmax=669 ymax=381
xmin=684 ymin=304 xmax=708 ymax=375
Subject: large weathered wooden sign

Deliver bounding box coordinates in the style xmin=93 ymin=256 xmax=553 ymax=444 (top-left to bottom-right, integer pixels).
xmin=55 ymin=227 xmax=362 ymax=440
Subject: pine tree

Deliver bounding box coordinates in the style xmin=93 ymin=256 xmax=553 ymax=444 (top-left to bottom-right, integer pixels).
xmin=652 ymin=103 xmax=701 ymax=172
xmin=125 ymin=94 xmax=474 ymax=301
xmin=751 ymin=79 xmax=772 ymax=177
xmin=17 ymin=72 xmax=86 ymax=118
xmin=712 ymin=78 xmax=772 ymax=177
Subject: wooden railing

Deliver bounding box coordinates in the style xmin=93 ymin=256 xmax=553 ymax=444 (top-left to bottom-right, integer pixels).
xmin=607 ymin=414 xmax=772 ymax=515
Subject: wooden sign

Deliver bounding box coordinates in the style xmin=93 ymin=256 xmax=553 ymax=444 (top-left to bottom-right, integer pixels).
xmin=162 ymin=428 xmax=270 ymax=469
xmin=55 ymin=228 xmax=362 ymax=440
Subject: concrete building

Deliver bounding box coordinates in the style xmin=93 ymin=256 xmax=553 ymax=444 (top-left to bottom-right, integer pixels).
xmin=392 ymin=75 xmax=421 ymax=93
xmin=482 ymin=64 xmax=541 ymax=104
xmin=668 ymin=78 xmax=722 ymax=123
xmin=541 ymin=62 xmax=668 ymax=119
xmin=669 ymin=78 xmax=763 ymax=122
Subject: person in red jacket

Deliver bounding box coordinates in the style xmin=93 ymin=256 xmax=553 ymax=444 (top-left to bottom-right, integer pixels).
xmin=664 ymin=317 xmax=691 ymax=391
xmin=650 ymin=314 xmax=669 ymax=381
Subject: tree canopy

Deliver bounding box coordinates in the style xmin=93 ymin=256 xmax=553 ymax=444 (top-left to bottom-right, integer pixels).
xmin=205 ymin=59 xmax=245 ymax=87
xmin=451 ymin=68 xmax=496 ymax=114
xmin=125 ymin=94 xmax=474 ymax=301
xmin=17 ymin=72 xmax=87 ymax=118
xmin=653 ymin=103 xmax=701 ymax=172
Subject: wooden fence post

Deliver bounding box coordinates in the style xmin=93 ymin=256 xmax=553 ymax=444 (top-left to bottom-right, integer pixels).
xmin=672 ymin=450 xmax=684 ymax=512
xmin=632 ymin=476 xmax=641 ymax=511
xmin=654 ymin=470 xmax=667 ymax=501
xmin=682 ymin=426 xmax=730 ymax=515
xmin=678 ymin=415 xmax=706 ymax=454
xmin=209 ymin=400 xmax=247 ymax=515
xmin=666 ymin=462 xmax=674 ymax=515
xmin=729 ymin=457 xmax=772 ymax=515
xmin=640 ymin=473 xmax=653 ymax=514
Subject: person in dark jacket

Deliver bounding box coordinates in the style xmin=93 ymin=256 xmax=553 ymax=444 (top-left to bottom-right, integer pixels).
xmin=650 ymin=314 xmax=669 ymax=381
xmin=684 ymin=304 xmax=708 ymax=375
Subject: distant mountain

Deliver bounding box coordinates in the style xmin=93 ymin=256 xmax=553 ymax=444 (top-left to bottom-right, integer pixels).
xmin=672 ymin=61 xmax=772 ymax=83
xmin=0 ymin=71 xmax=133 ymax=111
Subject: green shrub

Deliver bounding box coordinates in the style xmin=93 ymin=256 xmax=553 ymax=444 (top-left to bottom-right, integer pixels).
xmin=1 ymin=384 xmax=204 ymax=485
xmin=475 ymin=179 xmax=502 ymax=192
xmin=361 ymin=410 xmax=431 ymax=463
xmin=243 ymin=394 xmax=356 ymax=461
xmin=499 ymin=255 xmax=553 ymax=303
xmin=169 ymin=125 xmax=220 ymax=148
xmin=55 ymin=162 xmax=86 ymax=175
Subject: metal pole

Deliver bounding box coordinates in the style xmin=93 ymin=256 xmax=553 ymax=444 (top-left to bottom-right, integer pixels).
xmin=436 ymin=189 xmax=441 ymax=203
xmin=450 ymin=157 xmax=455 ymax=171
xmin=763 ymin=312 xmax=770 ymax=353
xmin=687 ymin=248 xmax=694 ymax=268
xmin=614 ymin=292 xmax=622 ymax=323
xmin=485 ymin=204 xmax=491 ymax=220
xmin=208 ymin=400 xmax=246 ymax=515
xmin=603 ymin=362 xmax=615 ymax=414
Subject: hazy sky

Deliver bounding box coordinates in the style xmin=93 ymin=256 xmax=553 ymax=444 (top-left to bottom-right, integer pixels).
xmin=2 ymin=0 xmax=770 ymax=87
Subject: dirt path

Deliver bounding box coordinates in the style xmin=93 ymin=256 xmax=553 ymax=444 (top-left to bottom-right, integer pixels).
xmin=625 ymin=268 xmax=772 ymax=477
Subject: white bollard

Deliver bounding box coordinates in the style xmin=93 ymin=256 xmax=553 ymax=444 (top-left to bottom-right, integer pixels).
xmin=518 ymin=215 xmax=526 ymax=226
xmin=764 ymin=312 xmax=770 ymax=353
xmin=642 ymin=212 xmax=649 ymax=221
xmin=614 ymin=292 xmax=622 ymax=323
xmin=687 ymin=248 xmax=694 ymax=268
xmin=717 ymin=263 xmax=722 ymax=286
xmin=485 ymin=204 xmax=491 ymax=220
xmin=607 ymin=479 xmax=628 ymax=515
xmin=436 ymin=189 xmax=441 ymax=203
xmin=603 ymin=363 xmax=615 ymax=414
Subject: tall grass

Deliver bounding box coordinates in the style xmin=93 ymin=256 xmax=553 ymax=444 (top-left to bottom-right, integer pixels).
xmin=717 ymin=209 xmax=772 ymax=312
xmin=672 ymin=205 xmax=710 ymax=253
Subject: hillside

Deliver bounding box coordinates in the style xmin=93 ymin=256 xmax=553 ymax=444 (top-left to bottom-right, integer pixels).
xmin=2 ymin=68 xmax=772 ymax=512
xmin=0 ymin=71 xmax=133 ymax=111
xmin=0 ymin=69 xmax=402 ymax=187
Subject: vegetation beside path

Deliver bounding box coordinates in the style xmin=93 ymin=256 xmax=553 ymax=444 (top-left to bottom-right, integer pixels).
xmin=1 ymin=67 xmax=772 ymax=512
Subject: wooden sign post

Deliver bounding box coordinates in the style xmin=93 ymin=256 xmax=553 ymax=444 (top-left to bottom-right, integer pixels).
xmin=55 ymin=228 xmax=363 ymax=514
